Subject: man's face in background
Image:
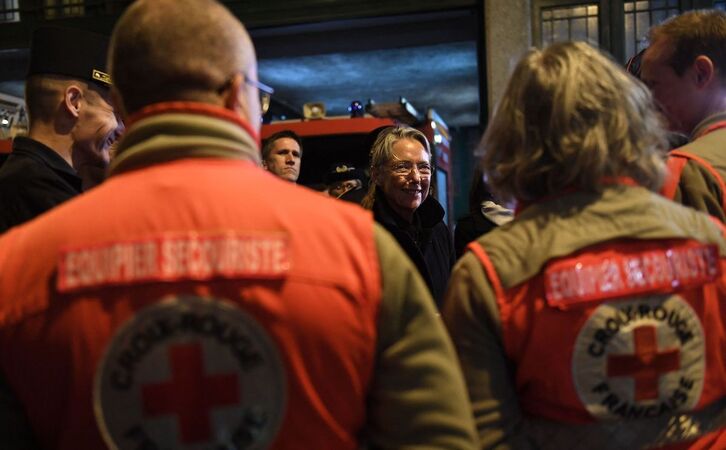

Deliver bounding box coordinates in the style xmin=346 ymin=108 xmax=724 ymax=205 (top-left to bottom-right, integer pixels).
xmin=263 ymin=137 xmax=301 ymax=182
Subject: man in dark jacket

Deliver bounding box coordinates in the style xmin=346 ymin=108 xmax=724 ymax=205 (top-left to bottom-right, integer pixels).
xmin=0 ymin=26 xmax=122 ymax=233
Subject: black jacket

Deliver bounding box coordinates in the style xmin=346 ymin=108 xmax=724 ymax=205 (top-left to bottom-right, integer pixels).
xmin=0 ymin=137 xmax=82 ymax=233
xmin=454 ymin=211 xmax=498 ymax=258
xmin=372 ymin=192 xmax=455 ymax=306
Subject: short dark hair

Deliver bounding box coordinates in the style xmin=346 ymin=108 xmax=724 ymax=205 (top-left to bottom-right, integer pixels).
xmin=24 ymin=75 xmax=59 ymax=125
xmin=650 ymin=10 xmax=726 ymax=77
xmin=25 ymin=74 xmax=104 ymax=126
xmin=262 ymin=130 xmax=303 ymax=160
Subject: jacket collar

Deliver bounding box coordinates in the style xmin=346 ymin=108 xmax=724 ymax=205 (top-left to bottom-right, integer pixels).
xmin=691 ymin=111 xmax=726 ymax=140
xmin=11 ymin=136 xmax=82 ymax=191
xmin=109 ymin=102 xmax=261 ymax=176
xmin=12 ymin=136 xmax=76 ymax=174
xmin=373 ymin=189 xmax=445 ymax=229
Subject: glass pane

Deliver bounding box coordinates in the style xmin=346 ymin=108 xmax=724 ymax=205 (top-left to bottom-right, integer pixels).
xmin=44 ymin=0 xmax=57 ymax=19
xmin=625 ymin=14 xmax=635 ymax=58
xmin=43 ymin=0 xmax=85 ymax=18
xmin=636 ymin=38 xmax=649 ymax=53
xmin=543 ymin=21 xmax=553 ymax=46
xmin=572 ymin=6 xmax=587 ymax=17
xmin=622 ymin=0 xmax=682 ymax=48
xmin=62 ymin=0 xmax=84 ymax=16
xmin=652 ymin=9 xmax=667 ymax=26
xmin=571 ymin=18 xmax=587 ymax=41
xmin=636 ymin=11 xmax=650 ymax=41
xmin=553 ymin=19 xmax=569 ymax=42
xmin=0 ymin=0 xmax=18 ymax=22
xmin=541 ymin=3 xmax=599 ymax=46
xmin=587 ymin=17 xmax=599 ymax=47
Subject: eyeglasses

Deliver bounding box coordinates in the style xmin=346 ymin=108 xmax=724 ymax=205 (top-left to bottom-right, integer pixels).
xmin=389 ymin=161 xmax=433 ymax=177
xmin=218 ymin=73 xmax=275 ymax=115
xmin=244 ymin=75 xmax=274 ymax=115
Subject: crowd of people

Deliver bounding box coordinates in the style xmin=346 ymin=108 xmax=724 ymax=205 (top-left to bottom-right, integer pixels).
xmin=0 ymin=0 xmax=723 ymax=449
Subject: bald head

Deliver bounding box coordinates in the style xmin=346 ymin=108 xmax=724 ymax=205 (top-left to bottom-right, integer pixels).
xmin=109 ymin=0 xmax=257 ymax=117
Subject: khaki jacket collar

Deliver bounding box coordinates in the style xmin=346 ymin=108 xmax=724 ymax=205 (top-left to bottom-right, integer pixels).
xmin=109 ymin=102 xmax=261 ymax=176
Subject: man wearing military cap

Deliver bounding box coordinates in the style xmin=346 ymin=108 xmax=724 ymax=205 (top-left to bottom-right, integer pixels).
xmin=0 ymin=26 xmax=122 ymax=233
xmin=325 ymin=161 xmax=367 ymax=203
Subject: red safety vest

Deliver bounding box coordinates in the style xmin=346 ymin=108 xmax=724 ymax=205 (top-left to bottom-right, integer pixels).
xmin=661 ymin=149 xmax=726 ymax=213
xmin=661 ymin=119 xmax=726 ymax=213
xmin=470 ymin=238 xmax=726 ymax=449
xmin=0 ymin=159 xmax=382 ymax=450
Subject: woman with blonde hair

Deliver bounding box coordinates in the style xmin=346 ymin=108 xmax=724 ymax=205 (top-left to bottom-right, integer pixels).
xmin=362 ymin=125 xmax=455 ymax=305
xmin=443 ymin=41 xmax=726 ymax=449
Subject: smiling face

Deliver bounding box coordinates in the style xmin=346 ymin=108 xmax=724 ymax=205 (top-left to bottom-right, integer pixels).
xmin=71 ymin=85 xmax=123 ymax=167
xmin=376 ymin=138 xmax=431 ymax=222
xmin=263 ymin=137 xmax=302 ymax=182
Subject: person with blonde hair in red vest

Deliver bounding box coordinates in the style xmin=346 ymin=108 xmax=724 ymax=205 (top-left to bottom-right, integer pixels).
xmin=0 ymin=1 xmax=478 ymax=449
xmin=444 ymin=41 xmax=726 ymax=449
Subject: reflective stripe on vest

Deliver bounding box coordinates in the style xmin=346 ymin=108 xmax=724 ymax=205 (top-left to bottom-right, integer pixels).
xmin=660 ymin=154 xmax=689 ymax=201
xmin=661 ymin=149 xmax=726 ymax=213
xmin=521 ymin=396 xmax=726 ymax=450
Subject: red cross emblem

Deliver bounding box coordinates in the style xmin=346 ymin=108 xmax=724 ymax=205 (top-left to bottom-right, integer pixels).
xmin=141 ymin=343 xmax=240 ymax=444
xmin=607 ymin=325 xmax=680 ymax=401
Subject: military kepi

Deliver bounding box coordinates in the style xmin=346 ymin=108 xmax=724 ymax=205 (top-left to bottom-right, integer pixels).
xmin=325 ymin=162 xmax=366 ymax=184
xmin=27 ymin=26 xmax=111 ymax=88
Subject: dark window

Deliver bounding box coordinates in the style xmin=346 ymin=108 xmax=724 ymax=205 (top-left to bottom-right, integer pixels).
xmin=0 ymin=0 xmax=19 ymax=23
xmin=43 ymin=0 xmax=85 ymax=19
xmin=624 ymin=0 xmax=680 ymax=59
xmin=541 ymin=4 xmax=600 ymax=47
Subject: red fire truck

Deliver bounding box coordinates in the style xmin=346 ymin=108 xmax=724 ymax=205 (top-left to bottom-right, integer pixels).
xmin=260 ymin=98 xmax=454 ymax=224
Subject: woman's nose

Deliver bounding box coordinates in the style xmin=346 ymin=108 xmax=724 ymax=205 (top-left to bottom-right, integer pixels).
xmin=408 ymin=167 xmax=422 ymax=181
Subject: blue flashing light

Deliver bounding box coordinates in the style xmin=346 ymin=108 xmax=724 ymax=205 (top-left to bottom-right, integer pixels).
xmin=349 ymin=100 xmax=364 ymax=118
